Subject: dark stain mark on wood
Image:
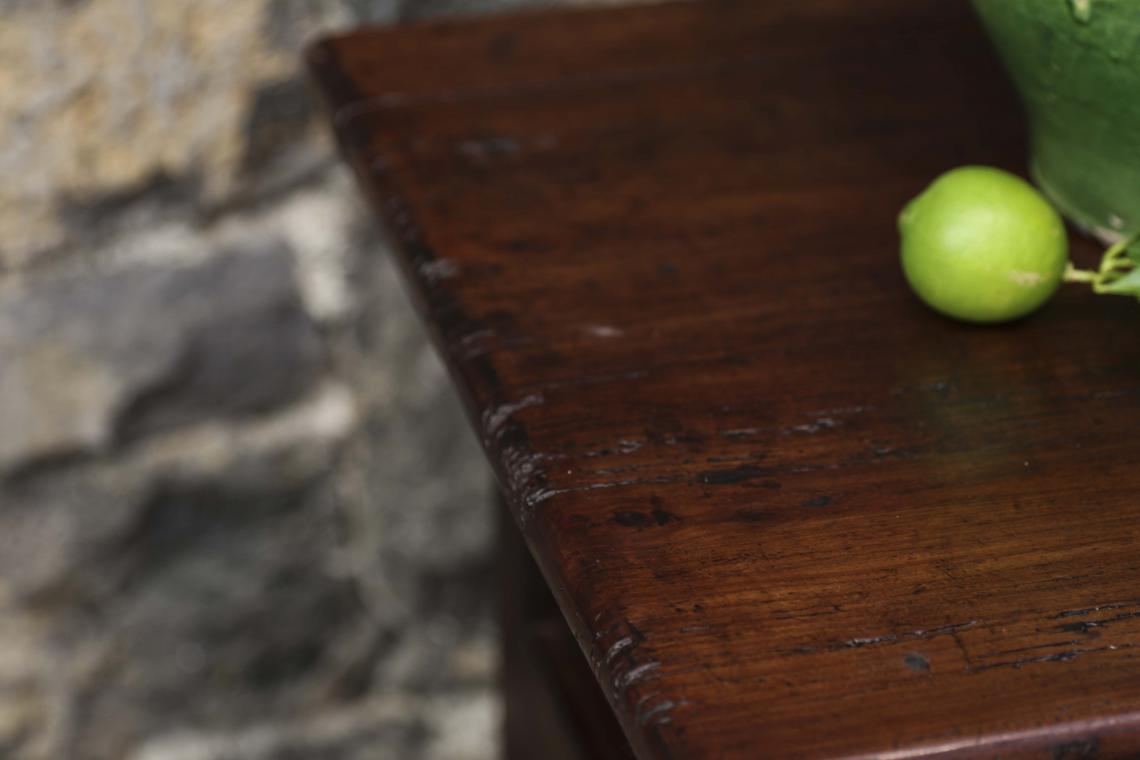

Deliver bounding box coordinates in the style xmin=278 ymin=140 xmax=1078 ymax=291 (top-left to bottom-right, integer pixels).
xmin=803 ymin=495 xmax=832 ymax=508
xmin=719 ymin=428 xmax=761 ymax=441
xmin=903 ymin=652 xmax=930 ymax=672
xmin=615 ymin=505 xmax=679 ymax=529
xmin=697 ymin=465 xmax=774 ymax=485
xmin=734 ymin=509 xmax=777 ymax=524
xmin=1052 ymin=738 xmax=1099 ymax=760
xmin=626 ymin=620 xmax=646 ymax=643
xmin=706 ymin=454 xmax=767 ymax=464
xmin=1060 ymin=622 xmax=1100 ymax=634
xmin=500 ymin=237 xmax=545 ymax=254
xmin=615 ymin=511 xmax=651 ymax=529
xmin=488 ymin=32 xmax=517 ymax=59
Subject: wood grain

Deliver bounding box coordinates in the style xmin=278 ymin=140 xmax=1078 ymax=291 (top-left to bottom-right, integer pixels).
xmin=308 ymin=2 xmax=1140 ymax=757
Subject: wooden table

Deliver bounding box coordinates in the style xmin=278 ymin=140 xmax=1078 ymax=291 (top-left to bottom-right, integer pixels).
xmin=308 ymin=1 xmax=1140 ymax=757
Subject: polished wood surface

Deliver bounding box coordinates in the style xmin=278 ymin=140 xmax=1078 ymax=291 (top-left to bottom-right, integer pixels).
xmin=308 ymin=1 xmax=1140 ymax=756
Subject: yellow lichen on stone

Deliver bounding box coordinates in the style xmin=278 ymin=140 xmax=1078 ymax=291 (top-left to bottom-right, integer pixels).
xmin=0 ymin=0 xmax=301 ymax=265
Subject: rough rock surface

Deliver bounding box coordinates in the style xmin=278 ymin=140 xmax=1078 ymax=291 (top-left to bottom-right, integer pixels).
xmin=0 ymin=251 xmax=325 ymax=476
xmin=0 ymin=179 xmax=500 ymax=759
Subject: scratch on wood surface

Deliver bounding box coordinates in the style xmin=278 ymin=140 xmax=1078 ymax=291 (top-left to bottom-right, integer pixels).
xmin=500 ymin=445 xmax=549 ymax=508
xmin=481 ymin=394 xmax=544 ymax=443
xmin=829 ymin=620 xmax=980 ymax=651
xmin=521 ymin=487 xmax=560 ymax=509
xmin=950 ymin=631 xmax=972 ymax=668
xmin=638 ymin=697 xmax=678 ymax=727
xmin=587 ymin=614 xmax=688 ymax=740
xmin=417 ymin=257 xmax=461 ymax=284
xmin=720 ymin=427 xmax=764 ymax=440
xmin=987 ymin=640 xmax=1083 ymax=657
xmin=808 ymin=404 xmax=875 ymax=418
xmin=529 ymin=474 xmax=686 ymax=506
xmin=971 ymin=642 xmax=1136 ymax=673
xmin=718 ymin=406 xmax=871 ymax=442
xmin=1051 ymin=602 xmax=1132 ymax=619
xmin=594 ymin=620 xmax=622 ymax=642
xmin=784 ymin=417 xmax=840 ymax=435
xmin=634 ymin=692 xmax=661 ymax=722
xmin=972 ymin=647 xmax=1105 ymax=673
xmin=1057 ymin=609 xmax=1140 ymax=634
xmin=606 ymin=636 xmax=636 ymax=665
xmin=584 ymin=438 xmax=646 ymax=457
xmin=591 ymin=465 xmax=638 ymax=475
xmin=483 ymin=396 xmax=549 ymax=527
xmin=456 ymin=135 xmax=522 ymax=161
xmin=583 ymin=324 xmax=625 ymax=339
xmin=615 ymin=661 xmax=661 ymax=697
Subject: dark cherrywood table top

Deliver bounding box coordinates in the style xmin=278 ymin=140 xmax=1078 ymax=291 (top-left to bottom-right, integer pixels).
xmin=308 ymin=2 xmax=1140 ymax=757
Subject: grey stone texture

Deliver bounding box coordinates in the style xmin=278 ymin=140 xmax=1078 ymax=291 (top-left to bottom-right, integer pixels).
xmin=0 ymin=0 xmax=631 ymax=757
xmin=0 ymin=173 xmax=501 ymax=759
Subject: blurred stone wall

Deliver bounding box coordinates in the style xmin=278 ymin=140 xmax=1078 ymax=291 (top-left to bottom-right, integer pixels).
xmin=0 ymin=1 xmax=622 ymax=758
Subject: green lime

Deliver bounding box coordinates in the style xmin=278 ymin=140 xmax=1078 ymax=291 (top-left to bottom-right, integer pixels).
xmin=898 ymin=166 xmax=1068 ymax=324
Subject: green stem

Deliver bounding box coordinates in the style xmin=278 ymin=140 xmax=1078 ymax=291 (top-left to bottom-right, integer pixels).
xmin=1102 ymin=234 xmax=1136 ymax=268
xmin=1064 ymin=263 xmax=1097 ymax=283
xmin=1064 ymin=230 xmax=1140 ymax=297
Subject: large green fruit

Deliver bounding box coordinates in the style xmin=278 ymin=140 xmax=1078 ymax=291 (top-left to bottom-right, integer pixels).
xmin=972 ymin=0 xmax=1140 ymax=241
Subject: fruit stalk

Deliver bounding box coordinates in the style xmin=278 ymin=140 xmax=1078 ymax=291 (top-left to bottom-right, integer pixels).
xmin=1062 ymin=232 xmax=1140 ymax=298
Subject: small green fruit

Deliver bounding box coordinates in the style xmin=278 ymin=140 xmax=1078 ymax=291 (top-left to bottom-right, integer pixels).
xmin=898 ymin=166 xmax=1068 ymax=324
